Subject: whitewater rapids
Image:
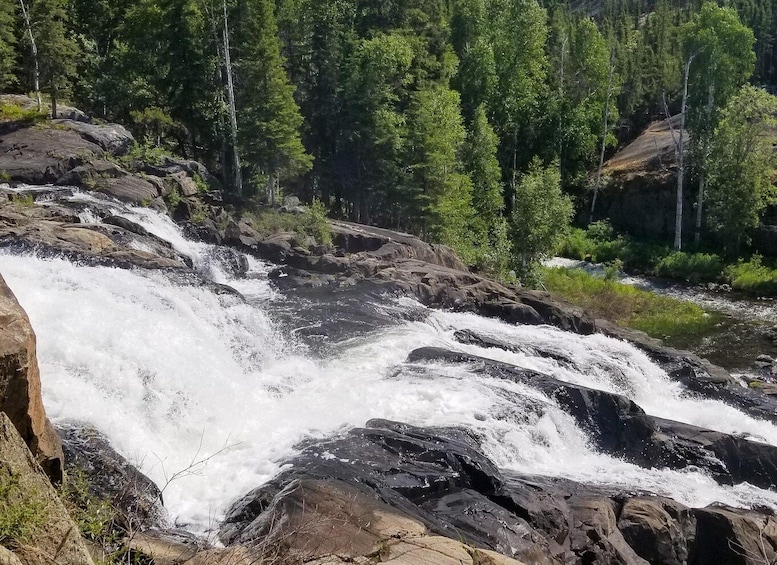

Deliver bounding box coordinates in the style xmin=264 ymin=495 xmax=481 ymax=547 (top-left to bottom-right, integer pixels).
xmin=3 ymin=190 xmax=777 ymax=533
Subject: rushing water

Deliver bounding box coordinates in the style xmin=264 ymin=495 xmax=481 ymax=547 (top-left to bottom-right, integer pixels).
xmin=4 ymin=189 xmax=777 ymax=534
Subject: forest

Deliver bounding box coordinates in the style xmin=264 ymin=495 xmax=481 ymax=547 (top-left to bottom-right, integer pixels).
xmin=0 ymin=0 xmax=776 ymax=281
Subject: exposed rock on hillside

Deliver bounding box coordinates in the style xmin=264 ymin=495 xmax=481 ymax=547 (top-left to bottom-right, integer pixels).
xmin=0 ymin=412 xmax=93 ymax=564
xmin=0 ymin=273 xmax=62 ymax=482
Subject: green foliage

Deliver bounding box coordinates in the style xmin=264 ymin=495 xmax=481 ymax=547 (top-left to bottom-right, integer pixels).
xmin=407 ymin=85 xmax=476 ymax=260
xmin=29 ymin=0 xmax=81 ymax=116
xmin=706 ymin=85 xmax=777 ymax=254
xmin=235 ymin=0 xmax=312 ymax=190
xmin=247 ymin=201 xmax=331 ymax=246
xmin=59 ymin=470 xmax=116 ymax=544
xmin=510 ymin=159 xmax=573 ymax=281
xmin=0 ymin=470 xmax=47 ymax=546
xmin=542 ymin=267 xmax=720 ymax=340
xmin=547 ymin=9 xmax=620 ymax=182
xmin=654 ymin=251 xmax=724 ymax=283
xmin=0 ymin=104 xmax=48 ymax=124
xmin=726 ymin=255 xmax=777 ymax=295
xmin=0 ymin=2 xmax=17 ymax=90
xmin=10 ymin=193 xmax=34 ymax=207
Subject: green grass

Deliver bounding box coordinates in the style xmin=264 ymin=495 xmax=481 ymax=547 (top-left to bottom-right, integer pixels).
xmin=0 ymin=103 xmax=48 ymax=124
xmin=0 ymin=470 xmax=48 ymax=546
xmin=542 ymin=267 xmax=721 ymax=340
xmin=10 ymin=194 xmax=34 ymax=208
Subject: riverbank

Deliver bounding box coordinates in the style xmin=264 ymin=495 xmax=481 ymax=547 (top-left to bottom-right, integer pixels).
xmin=559 ymin=221 xmax=777 ymax=295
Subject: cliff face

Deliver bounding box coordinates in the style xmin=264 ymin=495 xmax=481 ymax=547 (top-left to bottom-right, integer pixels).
xmin=0 ymin=274 xmax=63 ymax=483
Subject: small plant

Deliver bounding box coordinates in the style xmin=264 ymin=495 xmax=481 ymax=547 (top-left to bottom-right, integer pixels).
xmin=0 ymin=470 xmax=47 ymax=546
xmin=246 ymin=200 xmax=332 ymax=246
xmin=192 ymin=172 xmax=209 ymax=194
xmin=165 ymin=185 xmax=182 ymax=209
xmin=59 ymin=470 xmax=117 ymax=545
xmin=0 ymin=170 xmax=10 ymax=182
xmin=11 ymin=193 xmax=34 ymax=207
xmin=190 ymin=204 xmax=208 ymax=225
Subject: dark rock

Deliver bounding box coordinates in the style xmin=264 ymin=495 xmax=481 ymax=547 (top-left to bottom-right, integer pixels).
xmin=57 ymin=160 xmax=128 ymax=186
xmin=653 ymin=417 xmax=777 ymax=490
xmin=103 ymin=215 xmax=150 ymax=237
xmin=567 ymin=497 xmax=649 ymax=564
xmin=57 ymin=423 xmax=167 ymax=531
xmin=0 ymin=124 xmax=103 ymax=185
xmin=407 ymin=347 xmax=657 ymax=463
xmin=692 ymin=506 xmax=777 ymax=565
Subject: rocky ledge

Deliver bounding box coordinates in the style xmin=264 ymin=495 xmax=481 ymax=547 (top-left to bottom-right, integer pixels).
xmin=222 ymin=417 xmax=777 ymax=565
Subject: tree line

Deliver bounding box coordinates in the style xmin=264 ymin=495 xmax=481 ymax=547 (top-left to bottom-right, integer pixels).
xmin=0 ymin=0 xmax=775 ymax=278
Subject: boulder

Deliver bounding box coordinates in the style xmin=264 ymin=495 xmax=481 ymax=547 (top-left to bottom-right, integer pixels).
xmin=57 ymin=424 xmax=167 ymax=532
xmin=0 ymin=125 xmax=103 ymax=185
xmin=0 ymin=412 xmax=94 ymax=565
xmin=0 ymin=274 xmax=63 ymax=482
xmin=53 ymin=120 xmax=135 ymax=157
xmin=692 ymin=506 xmax=777 ymax=565
xmin=95 ymin=176 xmax=161 ymax=207
xmin=617 ymin=497 xmax=696 ymax=565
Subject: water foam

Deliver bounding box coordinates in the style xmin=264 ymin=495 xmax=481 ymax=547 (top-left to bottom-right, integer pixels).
xmin=3 ymin=202 xmax=777 ymax=532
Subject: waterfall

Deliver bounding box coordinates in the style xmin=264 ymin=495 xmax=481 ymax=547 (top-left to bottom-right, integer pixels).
xmin=3 ymin=188 xmax=777 ymax=533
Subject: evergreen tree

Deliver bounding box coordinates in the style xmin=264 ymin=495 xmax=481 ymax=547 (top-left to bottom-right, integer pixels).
xmin=234 ymin=0 xmax=312 ymax=202
xmin=0 ymin=1 xmax=17 ymax=90
xmin=29 ymin=0 xmax=79 ymax=117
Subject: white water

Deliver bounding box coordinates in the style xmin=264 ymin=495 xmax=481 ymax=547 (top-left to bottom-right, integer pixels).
xmin=3 ymin=194 xmax=777 ymax=533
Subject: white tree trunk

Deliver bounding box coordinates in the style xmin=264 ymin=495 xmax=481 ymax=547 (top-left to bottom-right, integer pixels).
xmin=222 ymin=0 xmax=242 ymax=195
xmin=590 ymin=55 xmax=616 ymax=223
xmin=673 ymin=55 xmax=695 ymax=251
xmin=18 ymin=0 xmax=41 ymax=112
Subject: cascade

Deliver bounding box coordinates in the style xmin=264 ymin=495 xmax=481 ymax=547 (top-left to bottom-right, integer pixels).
xmin=3 ymin=187 xmax=777 ymax=533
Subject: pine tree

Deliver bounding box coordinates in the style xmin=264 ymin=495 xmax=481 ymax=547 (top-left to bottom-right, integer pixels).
xmin=29 ymin=0 xmax=79 ymax=117
xmin=234 ymin=0 xmax=312 ymax=203
xmin=0 ymin=1 xmax=17 ymax=90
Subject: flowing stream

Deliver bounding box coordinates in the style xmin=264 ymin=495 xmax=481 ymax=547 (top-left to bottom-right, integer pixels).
xmin=3 ymin=188 xmax=777 ymax=534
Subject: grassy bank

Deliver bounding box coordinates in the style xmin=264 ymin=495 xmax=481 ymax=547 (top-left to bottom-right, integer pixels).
xmin=558 ymin=221 xmax=777 ymax=296
xmin=542 ymin=267 xmax=722 ymax=340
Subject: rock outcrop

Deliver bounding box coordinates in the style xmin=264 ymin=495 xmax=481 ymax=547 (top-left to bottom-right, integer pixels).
xmin=222 ymin=417 xmax=777 ymax=565
xmin=0 ymin=412 xmax=93 ymax=564
xmin=0 ymin=273 xmax=62 ymax=482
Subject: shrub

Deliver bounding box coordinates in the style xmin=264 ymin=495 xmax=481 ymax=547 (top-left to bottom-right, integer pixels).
xmin=725 ymin=254 xmax=777 ymax=295
xmin=246 ymin=200 xmax=332 ymax=247
xmin=10 ymin=194 xmax=34 ymax=208
xmin=654 ymin=251 xmax=724 ymax=283
xmin=59 ymin=470 xmax=117 ymax=544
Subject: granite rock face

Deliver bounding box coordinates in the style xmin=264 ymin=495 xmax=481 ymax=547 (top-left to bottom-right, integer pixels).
xmin=0 ymin=273 xmax=63 ymax=482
